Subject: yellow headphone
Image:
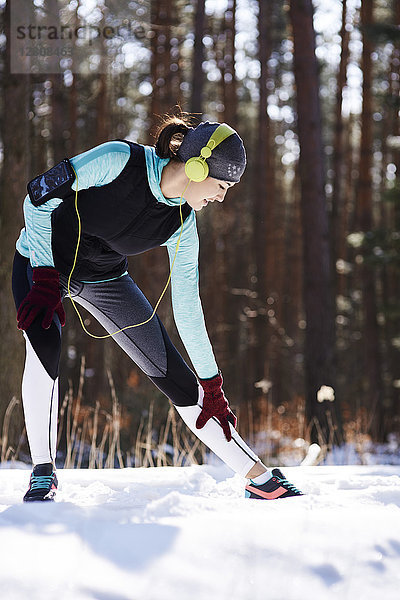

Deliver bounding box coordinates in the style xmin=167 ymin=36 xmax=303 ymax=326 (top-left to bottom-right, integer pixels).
xmin=68 ymin=123 xmax=235 ymax=339
xmin=184 ymin=123 xmax=236 ymax=182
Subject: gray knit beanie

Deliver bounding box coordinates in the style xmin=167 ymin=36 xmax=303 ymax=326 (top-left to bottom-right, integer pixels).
xmin=176 ymin=121 xmax=246 ymax=183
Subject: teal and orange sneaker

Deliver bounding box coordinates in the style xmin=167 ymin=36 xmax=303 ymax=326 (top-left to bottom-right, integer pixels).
xmin=23 ymin=463 xmax=58 ymax=502
xmin=245 ymin=468 xmax=304 ymax=500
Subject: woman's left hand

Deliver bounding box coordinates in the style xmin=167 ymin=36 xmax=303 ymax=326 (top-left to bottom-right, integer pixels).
xmin=196 ymin=372 xmax=237 ymax=441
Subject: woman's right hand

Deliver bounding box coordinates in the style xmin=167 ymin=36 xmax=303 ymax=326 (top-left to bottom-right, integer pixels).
xmin=196 ymin=372 xmax=237 ymax=442
xmin=17 ymin=267 xmax=66 ymax=330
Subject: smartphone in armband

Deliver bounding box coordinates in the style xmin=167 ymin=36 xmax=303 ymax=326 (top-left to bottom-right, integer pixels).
xmin=27 ymin=158 xmax=75 ymax=206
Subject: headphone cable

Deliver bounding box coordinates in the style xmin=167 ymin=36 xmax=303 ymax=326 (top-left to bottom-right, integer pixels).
xmin=67 ymin=164 xmax=191 ymax=339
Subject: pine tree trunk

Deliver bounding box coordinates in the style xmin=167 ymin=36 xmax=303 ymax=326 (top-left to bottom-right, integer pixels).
xmin=282 ymin=174 xmax=304 ymax=402
xmin=96 ymin=72 xmax=109 ymax=145
xmin=69 ymin=75 xmax=78 ymax=156
xmin=221 ymin=0 xmax=237 ymax=126
xmin=140 ymin=0 xmax=180 ymax=329
xmin=48 ymin=1 xmax=65 ymax=163
xmin=382 ymin=1 xmax=400 ymax=432
xmin=355 ymin=0 xmax=384 ymax=439
xmin=191 ymin=0 xmax=206 ymax=117
xmin=331 ymin=0 xmax=350 ymax=298
xmin=150 ymin=0 xmax=181 ymax=118
xmin=67 ymin=5 xmax=79 ymax=156
xmin=254 ymin=0 xmax=275 ymax=398
xmin=0 ymin=1 xmax=30 ymax=454
xmin=289 ymin=0 xmax=341 ymax=445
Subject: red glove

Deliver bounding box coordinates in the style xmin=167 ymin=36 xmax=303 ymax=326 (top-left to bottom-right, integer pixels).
xmin=17 ymin=267 xmax=66 ymax=331
xmin=197 ymin=373 xmax=237 ymax=442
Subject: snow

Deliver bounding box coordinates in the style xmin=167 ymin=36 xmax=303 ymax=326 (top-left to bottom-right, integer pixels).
xmin=1 ymin=464 xmax=400 ymax=600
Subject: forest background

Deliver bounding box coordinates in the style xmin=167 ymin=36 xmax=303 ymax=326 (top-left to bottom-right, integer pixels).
xmin=0 ymin=0 xmax=399 ymax=469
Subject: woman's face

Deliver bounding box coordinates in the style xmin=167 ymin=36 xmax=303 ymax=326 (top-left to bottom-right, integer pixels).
xmin=185 ymin=177 xmax=236 ymax=211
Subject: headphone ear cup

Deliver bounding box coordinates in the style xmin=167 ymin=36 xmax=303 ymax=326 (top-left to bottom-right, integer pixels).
xmin=185 ymin=157 xmax=209 ymax=183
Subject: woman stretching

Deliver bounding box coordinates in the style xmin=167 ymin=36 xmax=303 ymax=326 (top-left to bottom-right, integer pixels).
xmin=12 ymin=114 xmax=303 ymax=502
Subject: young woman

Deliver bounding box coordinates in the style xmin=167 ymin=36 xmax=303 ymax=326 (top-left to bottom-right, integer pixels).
xmin=12 ymin=115 xmax=303 ymax=502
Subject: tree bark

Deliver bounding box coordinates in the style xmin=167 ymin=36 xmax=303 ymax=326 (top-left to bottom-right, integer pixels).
xmin=355 ymin=0 xmax=384 ymax=439
xmin=139 ymin=0 xmax=181 ymax=329
xmin=0 ymin=1 xmax=30 ymax=453
xmin=289 ymin=0 xmax=341 ymax=445
xmin=331 ymin=0 xmax=350 ymax=298
xmin=388 ymin=0 xmax=400 ymax=429
xmin=253 ymin=0 xmax=277 ymax=407
xmin=191 ymin=0 xmax=206 ymax=117
xmin=221 ymin=0 xmax=237 ymax=126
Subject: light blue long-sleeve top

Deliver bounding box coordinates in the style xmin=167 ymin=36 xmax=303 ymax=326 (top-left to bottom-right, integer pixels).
xmin=16 ymin=141 xmax=218 ymax=379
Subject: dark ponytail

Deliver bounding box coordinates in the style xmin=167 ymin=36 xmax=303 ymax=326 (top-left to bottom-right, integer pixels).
xmin=154 ymin=112 xmax=195 ymax=158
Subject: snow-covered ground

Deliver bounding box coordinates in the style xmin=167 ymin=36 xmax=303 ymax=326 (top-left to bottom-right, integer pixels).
xmin=1 ymin=464 xmax=400 ymax=600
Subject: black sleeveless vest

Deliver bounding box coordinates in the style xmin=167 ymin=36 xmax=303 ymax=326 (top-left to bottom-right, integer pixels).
xmin=51 ymin=142 xmax=192 ymax=281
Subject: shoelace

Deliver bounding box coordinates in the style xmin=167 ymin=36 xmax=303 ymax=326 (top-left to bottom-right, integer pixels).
xmin=276 ymin=477 xmax=302 ymax=494
xmin=30 ymin=475 xmax=54 ymax=490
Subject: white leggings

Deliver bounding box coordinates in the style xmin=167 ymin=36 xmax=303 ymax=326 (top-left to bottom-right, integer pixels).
xmin=21 ymin=337 xmax=259 ymax=475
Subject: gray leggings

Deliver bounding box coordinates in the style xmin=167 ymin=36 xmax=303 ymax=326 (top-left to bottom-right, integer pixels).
xmin=12 ymin=252 xmax=199 ymax=407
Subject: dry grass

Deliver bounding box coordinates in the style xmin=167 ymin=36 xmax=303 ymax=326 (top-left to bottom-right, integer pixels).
xmin=1 ymin=357 xmax=393 ymax=468
xmin=0 ymin=356 xmax=208 ymax=469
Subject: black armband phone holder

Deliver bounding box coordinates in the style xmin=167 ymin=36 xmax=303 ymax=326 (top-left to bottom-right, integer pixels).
xmin=27 ymin=158 xmax=75 ymax=206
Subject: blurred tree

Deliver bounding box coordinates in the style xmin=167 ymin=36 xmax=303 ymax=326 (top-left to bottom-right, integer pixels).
xmin=220 ymin=0 xmax=237 ymax=126
xmin=253 ymin=0 xmax=279 ymax=414
xmin=191 ymin=0 xmax=206 ymax=117
xmin=149 ymin=0 xmax=182 ymax=119
xmin=254 ymin=0 xmax=273 ymax=382
xmin=354 ymin=0 xmax=400 ymax=436
xmin=47 ymin=1 xmax=65 ymax=163
xmin=355 ymin=0 xmax=384 ymax=438
xmin=0 ymin=0 xmax=30 ymax=451
xmin=331 ymin=0 xmax=350 ymax=298
xmin=289 ymin=0 xmax=341 ymax=445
